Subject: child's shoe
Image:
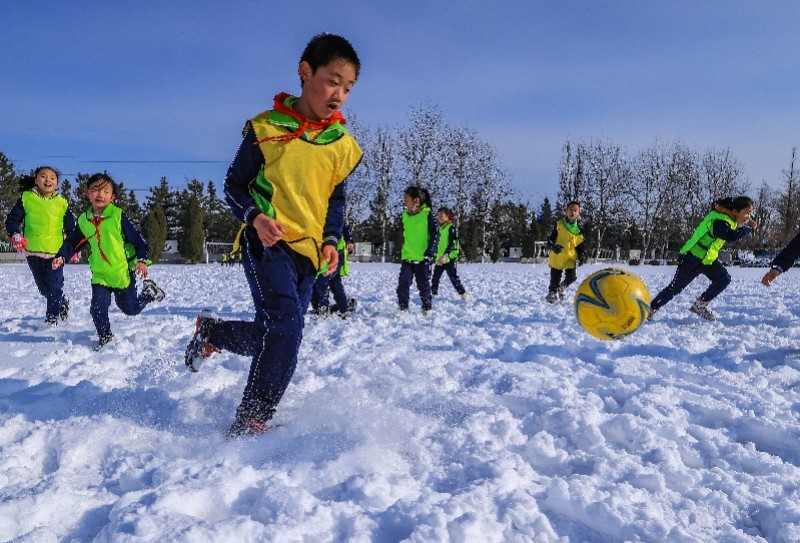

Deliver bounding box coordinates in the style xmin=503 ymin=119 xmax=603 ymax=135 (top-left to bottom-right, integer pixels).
xmin=59 ymin=297 xmax=70 ymax=321
xmin=94 ymin=331 xmax=114 ymax=351
xmin=226 ymin=417 xmax=278 ymax=438
xmin=184 ymin=310 xmax=220 ymax=372
xmin=347 ymin=298 xmax=357 ymax=312
xmin=45 ymin=315 xmax=58 ymax=326
xmin=689 ymin=297 xmax=716 ymax=321
xmin=461 ymin=293 xmax=469 ymax=302
xmin=142 ymin=279 xmax=165 ymax=302
xmin=545 ymin=291 xmax=558 ymax=303
xmin=557 ymin=286 xmax=566 ymax=301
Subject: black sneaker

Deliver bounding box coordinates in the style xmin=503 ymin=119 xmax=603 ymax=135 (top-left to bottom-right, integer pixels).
xmin=184 ymin=310 xmax=220 ymax=372
xmin=347 ymin=298 xmax=357 ymax=312
xmin=226 ymin=417 xmax=279 ymax=439
xmin=546 ymin=291 xmax=558 ymax=303
xmin=45 ymin=315 xmax=58 ymax=326
xmin=94 ymin=331 xmax=114 ymax=351
xmin=59 ymin=297 xmax=70 ymax=321
xmin=142 ymin=279 xmax=165 ymax=302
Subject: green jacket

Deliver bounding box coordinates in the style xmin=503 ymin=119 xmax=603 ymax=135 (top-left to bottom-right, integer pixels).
xmin=436 ymin=223 xmax=460 ymax=262
xmin=680 ymin=210 xmax=737 ymax=265
xmin=402 ymin=205 xmax=438 ymax=261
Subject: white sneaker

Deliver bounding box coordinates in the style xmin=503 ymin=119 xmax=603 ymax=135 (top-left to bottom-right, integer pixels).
xmin=461 ymin=293 xmax=469 ymax=302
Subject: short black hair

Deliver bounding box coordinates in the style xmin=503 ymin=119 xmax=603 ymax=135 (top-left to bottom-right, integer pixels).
xmin=300 ymin=33 xmax=360 ymax=87
xmin=86 ymin=172 xmax=118 ymax=197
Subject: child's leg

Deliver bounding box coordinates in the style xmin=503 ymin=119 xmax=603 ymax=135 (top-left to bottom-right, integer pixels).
xmin=650 ymin=255 xmax=704 ymax=311
xmin=548 ymin=267 xmax=563 ymax=293
xmin=311 ymin=274 xmax=331 ymax=311
xmin=25 ymin=255 xmax=48 ymax=299
xmin=27 ymin=256 xmax=65 ymax=320
xmin=90 ymin=284 xmax=113 ymax=337
xmin=699 ymin=261 xmax=731 ymax=302
xmin=397 ymin=262 xmax=414 ymax=310
xmin=444 ymin=261 xmax=466 ymax=295
xmin=431 ymin=265 xmax=444 ymax=295
xmin=561 ymin=268 xmax=577 ymax=289
xmin=328 ymin=273 xmax=348 ymax=314
xmin=234 ymin=241 xmax=316 ymax=424
xmin=114 ymin=275 xmax=152 ymax=317
xmin=413 ymin=263 xmax=432 ymax=311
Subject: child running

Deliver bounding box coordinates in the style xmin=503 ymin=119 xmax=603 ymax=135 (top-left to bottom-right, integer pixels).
xmin=546 ymin=201 xmax=586 ymax=303
xmin=650 ymin=196 xmax=756 ymax=321
xmin=52 ymin=173 xmax=165 ymax=349
xmin=4 ymin=166 xmax=75 ymax=325
xmin=397 ymin=186 xmax=438 ymax=314
xmin=183 ymin=33 xmax=363 ymax=437
xmin=311 ymin=222 xmax=357 ymax=317
xmin=431 ymin=207 xmax=467 ymax=301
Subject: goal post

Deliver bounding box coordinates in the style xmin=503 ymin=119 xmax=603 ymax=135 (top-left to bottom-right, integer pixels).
xmin=204 ymin=242 xmax=234 ymax=264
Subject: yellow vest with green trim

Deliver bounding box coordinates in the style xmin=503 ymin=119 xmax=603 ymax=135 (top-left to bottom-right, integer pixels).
xmin=248 ymin=102 xmax=362 ymax=270
xmin=77 ymin=204 xmax=134 ymax=288
xmin=680 ymin=210 xmax=737 ymax=265
xmin=21 ymin=191 xmax=68 ymax=254
xmin=549 ymin=218 xmax=584 ymax=270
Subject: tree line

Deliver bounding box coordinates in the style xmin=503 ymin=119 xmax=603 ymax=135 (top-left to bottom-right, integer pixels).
xmin=2 ymin=103 xmax=798 ymax=263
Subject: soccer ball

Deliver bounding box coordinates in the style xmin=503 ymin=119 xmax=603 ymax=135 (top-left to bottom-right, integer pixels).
xmin=574 ymin=268 xmax=652 ymax=341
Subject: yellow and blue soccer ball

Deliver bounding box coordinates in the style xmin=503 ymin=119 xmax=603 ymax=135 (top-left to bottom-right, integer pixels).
xmin=574 ymin=268 xmax=652 ymax=340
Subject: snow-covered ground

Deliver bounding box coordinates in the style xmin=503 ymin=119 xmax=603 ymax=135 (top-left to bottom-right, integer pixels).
xmin=2 ymin=262 xmax=800 ymax=543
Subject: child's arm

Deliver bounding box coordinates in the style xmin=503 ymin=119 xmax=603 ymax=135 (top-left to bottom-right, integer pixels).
xmin=52 ymin=227 xmax=88 ymax=270
xmin=547 ymin=223 xmax=561 ymax=253
xmin=424 ymin=210 xmax=439 ymax=262
xmin=121 ymin=213 xmax=151 ymax=277
xmin=4 ymin=199 xmax=26 ymax=250
xmin=764 ymin=231 xmax=800 ymax=285
xmin=711 ymin=219 xmax=753 ymax=243
xmin=62 ymin=209 xmax=77 ymax=236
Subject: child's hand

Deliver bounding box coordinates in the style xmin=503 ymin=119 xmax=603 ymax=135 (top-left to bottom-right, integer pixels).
xmin=11 ymin=234 xmax=28 ymax=252
xmin=761 ymin=268 xmax=780 ymax=286
xmin=746 ymin=218 xmax=757 ymax=229
xmin=52 ymin=256 xmax=65 ymax=270
xmin=321 ymin=245 xmax=339 ymax=276
xmin=551 ymin=244 xmax=563 ymax=254
xmin=253 ymin=214 xmax=286 ymax=247
xmin=135 ymin=261 xmax=149 ymax=278
xmin=437 ymin=256 xmax=446 ymax=266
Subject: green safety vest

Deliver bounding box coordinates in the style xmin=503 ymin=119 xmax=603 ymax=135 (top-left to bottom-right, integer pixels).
xmin=680 ymin=210 xmax=737 ymax=265
xmin=77 ymin=204 xmax=136 ymax=288
xmin=436 ymin=223 xmax=459 ymax=262
xmin=21 ymin=191 xmax=68 ymax=254
xmin=402 ymin=205 xmax=432 ymax=261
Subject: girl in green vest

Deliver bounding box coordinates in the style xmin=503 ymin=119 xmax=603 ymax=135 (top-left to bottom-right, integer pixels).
xmin=431 ymin=207 xmax=467 ymax=300
xmin=650 ymin=196 xmax=756 ymax=321
xmin=4 ymin=166 xmax=75 ymax=324
xmin=397 ymin=186 xmax=438 ymax=313
xmin=53 ymin=173 xmax=165 ymax=349
xmin=546 ymin=201 xmax=586 ymax=303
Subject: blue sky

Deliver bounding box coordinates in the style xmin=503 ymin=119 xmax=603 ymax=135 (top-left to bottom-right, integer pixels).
xmin=3 ymin=1 xmax=799 ymax=203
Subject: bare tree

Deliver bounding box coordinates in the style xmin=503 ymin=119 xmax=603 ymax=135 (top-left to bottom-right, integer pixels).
xmin=341 ymin=112 xmax=373 ymax=228
xmin=776 ymin=147 xmax=800 ymax=243
xmin=364 ymin=125 xmax=397 ymax=262
xmin=397 ymin=103 xmax=448 ymax=201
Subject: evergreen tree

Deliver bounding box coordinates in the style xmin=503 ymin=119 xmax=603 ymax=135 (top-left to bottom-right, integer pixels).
xmin=140 ymin=204 xmax=168 ymax=263
xmin=146 ymin=177 xmax=180 ymax=239
xmin=0 ymin=152 xmax=19 ymax=242
xmin=205 ymin=180 xmax=240 ymax=242
xmin=178 ymin=194 xmax=205 ymax=263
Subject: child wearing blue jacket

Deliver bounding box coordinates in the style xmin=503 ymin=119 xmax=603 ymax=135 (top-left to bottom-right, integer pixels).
xmin=311 ymin=222 xmax=356 ymax=317
xmin=4 ymin=166 xmax=75 ymax=324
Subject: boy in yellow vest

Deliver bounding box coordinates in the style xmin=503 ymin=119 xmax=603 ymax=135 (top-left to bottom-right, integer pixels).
xmin=546 ymin=201 xmax=586 ymax=303
xmin=650 ymin=197 xmax=755 ymax=321
xmin=183 ymin=33 xmax=363 ymax=437
xmin=4 ymin=166 xmax=75 ymax=324
xmin=53 ymin=173 xmax=165 ymax=349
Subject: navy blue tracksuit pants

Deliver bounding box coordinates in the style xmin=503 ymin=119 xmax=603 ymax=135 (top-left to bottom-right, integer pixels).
xmin=397 ymin=261 xmax=432 ymax=311
xmin=432 ymin=261 xmax=466 ymax=296
xmin=27 ymin=255 xmax=65 ymax=320
xmin=650 ymin=253 xmax=731 ymax=311
xmin=311 ymin=250 xmax=348 ymax=314
xmin=209 ymin=232 xmax=316 ymax=424
xmin=90 ymin=272 xmax=153 ymax=337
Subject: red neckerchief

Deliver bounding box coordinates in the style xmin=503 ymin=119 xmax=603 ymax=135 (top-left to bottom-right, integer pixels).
xmin=254 ymin=92 xmax=345 ymax=144
xmin=77 ymin=211 xmax=111 ymax=264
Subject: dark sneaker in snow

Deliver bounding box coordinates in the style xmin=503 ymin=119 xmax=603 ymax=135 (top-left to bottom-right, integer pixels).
xmin=45 ymin=315 xmax=58 ymax=326
xmin=347 ymin=297 xmax=357 ymax=312
xmin=142 ymin=279 xmax=165 ymax=302
xmin=93 ymin=331 xmax=114 ymax=351
xmin=689 ymin=297 xmax=716 ymax=321
xmin=557 ymin=286 xmax=566 ymax=301
xmin=226 ymin=418 xmax=280 ymax=439
xmin=184 ymin=310 xmax=220 ymax=372
xmin=546 ymin=291 xmax=558 ymax=303
xmin=59 ymin=297 xmax=70 ymax=321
